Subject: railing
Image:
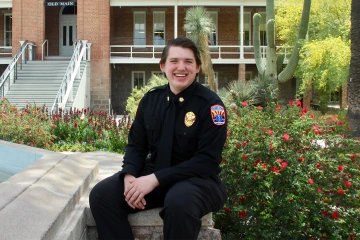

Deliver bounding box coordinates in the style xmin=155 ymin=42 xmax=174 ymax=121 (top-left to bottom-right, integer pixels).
xmin=0 ymin=41 xmax=30 ymax=99
xmin=110 ymin=44 xmax=293 ymax=60
xmin=42 ymin=39 xmax=48 ymax=61
xmin=0 ymin=46 xmax=12 ymax=57
xmin=51 ymin=40 xmax=90 ymax=113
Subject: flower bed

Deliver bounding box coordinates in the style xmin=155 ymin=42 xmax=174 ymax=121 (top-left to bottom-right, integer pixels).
xmin=215 ymin=101 xmax=360 ymax=239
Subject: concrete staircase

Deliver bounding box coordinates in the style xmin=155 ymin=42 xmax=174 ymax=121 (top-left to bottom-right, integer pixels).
xmin=4 ymin=60 xmax=85 ymax=111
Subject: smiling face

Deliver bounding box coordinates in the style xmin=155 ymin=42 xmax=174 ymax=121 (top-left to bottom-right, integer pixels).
xmin=160 ymin=46 xmax=200 ymax=95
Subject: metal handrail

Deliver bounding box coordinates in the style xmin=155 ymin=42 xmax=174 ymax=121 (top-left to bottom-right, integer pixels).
xmin=51 ymin=40 xmax=88 ymax=113
xmin=0 ymin=40 xmax=29 ymax=99
xmin=42 ymin=39 xmax=48 ymax=61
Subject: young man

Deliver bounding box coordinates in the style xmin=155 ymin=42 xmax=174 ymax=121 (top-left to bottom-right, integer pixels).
xmin=89 ymin=37 xmax=227 ymax=240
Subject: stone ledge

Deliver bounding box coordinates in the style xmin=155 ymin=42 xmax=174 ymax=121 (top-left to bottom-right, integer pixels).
xmin=0 ymin=141 xmax=98 ymax=240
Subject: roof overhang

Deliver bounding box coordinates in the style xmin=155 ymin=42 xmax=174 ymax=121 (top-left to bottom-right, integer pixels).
xmin=0 ymin=0 xmax=11 ymax=8
xmin=110 ymin=0 xmax=265 ymax=7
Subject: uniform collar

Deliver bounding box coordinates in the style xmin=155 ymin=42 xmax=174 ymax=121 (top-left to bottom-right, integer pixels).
xmin=167 ymin=81 xmax=197 ymax=108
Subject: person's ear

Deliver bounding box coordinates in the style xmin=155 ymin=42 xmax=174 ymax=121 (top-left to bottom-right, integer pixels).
xmin=196 ymin=64 xmax=200 ymax=73
xmin=160 ymin=62 xmax=165 ymax=72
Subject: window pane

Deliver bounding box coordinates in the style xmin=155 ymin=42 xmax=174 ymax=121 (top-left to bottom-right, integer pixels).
xmin=134 ymin=12 xmax=146 ymax=45
xmin=5 ymin=15 xmax=12 ymax=46
xmin=209 ymin=12 xmax=217 ymax=46
xmin=69 ymin=26 xmax=73 ymax=46
xmin=133 ymin=72 xmax=144 ymax=89
xmin=153 ymin=12 xmax=165 ymax=45
xmin=243 ymin=12 xmax=250 ymax=45
xmin=63 ymin=26 xmax=67 ymax=46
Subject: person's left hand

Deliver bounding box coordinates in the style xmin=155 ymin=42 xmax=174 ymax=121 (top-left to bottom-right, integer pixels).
xmin=124 ymin=174 xmax=160 ymax=209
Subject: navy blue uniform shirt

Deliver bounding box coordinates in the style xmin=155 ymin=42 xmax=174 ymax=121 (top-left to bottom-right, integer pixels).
xmin=121 ymin=81 xmax=227 ymax=188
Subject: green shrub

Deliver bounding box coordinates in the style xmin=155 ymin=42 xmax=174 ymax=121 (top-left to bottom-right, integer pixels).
xmin=49 ymin=108 xmax=131 ymax=153
xmin=0 ymin=98 xmax=130 ymax=154
xmin=126 ymin=74 xmax=168 ymax=118
xmin=0 ymin=98 xmax=55 ymax=148
xmin=216 ymin=101 xmax=360 ymax=239
xmin=219 ymin=75 xmax=277 ymax=108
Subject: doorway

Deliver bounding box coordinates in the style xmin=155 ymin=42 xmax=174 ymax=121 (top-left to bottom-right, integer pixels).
xmin=59 ymin=6 xmax=77 ymax=56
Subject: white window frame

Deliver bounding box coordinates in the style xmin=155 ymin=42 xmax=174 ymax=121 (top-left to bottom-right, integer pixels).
xmin=4 ymin=13 xmax=12 ymax=47
xmin=241 ymin=12 xmax=251 ymax=46
xmin=153 ymin=11 xmax=165 ymax=46
xmin=132 ymin=71 xmax=146 ymax=90
xmin=134 ymin=12 xmax=146 ymax=46
xmin=209 ymin=12 xmax=218 ymax=46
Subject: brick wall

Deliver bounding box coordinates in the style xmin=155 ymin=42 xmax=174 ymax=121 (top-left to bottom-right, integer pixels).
xmin=77 ymin=0 xmax=110 ymax=111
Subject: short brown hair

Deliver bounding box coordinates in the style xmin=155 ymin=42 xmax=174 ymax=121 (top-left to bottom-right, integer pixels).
xmin=160 ymin=37 xmax=202 ymax=66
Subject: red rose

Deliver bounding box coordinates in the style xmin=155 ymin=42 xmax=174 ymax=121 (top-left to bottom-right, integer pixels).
xmin=299 ymin=156 xmax=304 ymax=162
xmin=281 ymin=161 xmax=288 ymax=169
xmin=338 ymin=165 xmax=345 ymax=171
xmin=239 ymin=211 xmax=247 ymax=218
xmin=331 ymin=211 xmax=339 ymax=220
xmin=308 ymin=178 xmax=314 ymax=184
xmin=337 ymin=189 xmax=345 ymax=195
xmin=271 ymin=167 xmax=280 ymax=173
xmin=322 ymin=210 xmax=328 ymax=216
xmin=224 ymin=207 xmax=230 ymax=213
xmin=236 ymin=143 xmax=240 ymax=148
xmin=316 ymin=188 xmax=322 ymax=193
xmin=344 ymin=181 xmax=352 ymax=187
xmin=288 ymin=100 xmax=294 ymax=105
xmin=242 ymin=101 xmax=248 ymax=107
xmin=267 ymin=129 xmax=273 ymax=135
xmin=350 ymin=154 xmax=356 ymax=159
xmin=242 ymin=155 xmax=248 ymax=160
xmin=283 ymin=133 xmax=290 ymax=141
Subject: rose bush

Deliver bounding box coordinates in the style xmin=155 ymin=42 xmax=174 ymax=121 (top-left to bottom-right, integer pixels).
xmin=0 ymin=98 xmax=130 ymax=153
xmin=215 ymin=101 xmax=360 ymax=239
xmin=0 ymin=98 xmax=55 ymax=148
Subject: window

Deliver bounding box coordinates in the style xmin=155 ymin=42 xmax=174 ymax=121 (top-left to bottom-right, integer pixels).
xmin=209 ymin=12 xmax=218 ymax=46
xmin=153 ymin=12 xmax=165 ymax=45
xmin=4 ymin=14 xmax=12 ymax=46
xmin=205 ymin=72 xmax=218 ymax=85
xmin=241 ymin=12 xmax=251 ymax=46
xmin=134 ymin=12 xmax=146 ymax=45
xmin=259 ymin=12 xmax=267 ymax=46
xmin=132 ymin=71 xmax=145 ymax=90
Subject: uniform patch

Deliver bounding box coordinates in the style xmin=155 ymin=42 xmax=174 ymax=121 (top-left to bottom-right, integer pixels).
xmin=184 ymin=112 xmax=196 ymax=127
xmin=211 ymin=105 xmax=226 ymax=126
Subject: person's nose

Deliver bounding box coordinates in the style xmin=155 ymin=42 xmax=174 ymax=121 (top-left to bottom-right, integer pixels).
xmin=177 ymin=61 xmax=186 ymax=70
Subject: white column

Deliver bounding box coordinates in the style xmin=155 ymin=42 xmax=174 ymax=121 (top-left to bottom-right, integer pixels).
xmin=240 ymin=4 xmax=244 ymax=59
xmin=174 ymin=1 xmax=178 ymax=38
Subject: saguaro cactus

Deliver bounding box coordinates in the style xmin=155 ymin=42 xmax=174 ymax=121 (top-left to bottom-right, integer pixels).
xmin=253 ymin=0 xmax=311 ymax=84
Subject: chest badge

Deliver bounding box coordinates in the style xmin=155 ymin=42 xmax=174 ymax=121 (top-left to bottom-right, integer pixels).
xmin=184 ymin=112 xmax=196 ymax=127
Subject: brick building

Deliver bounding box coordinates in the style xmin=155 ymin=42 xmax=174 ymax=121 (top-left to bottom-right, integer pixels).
xmin=0 ymin=0 xmax=298 ymax=113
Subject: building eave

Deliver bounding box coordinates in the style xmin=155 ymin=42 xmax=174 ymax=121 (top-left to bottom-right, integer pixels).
xmin=110 ymin=0 xmax=265 ymax=7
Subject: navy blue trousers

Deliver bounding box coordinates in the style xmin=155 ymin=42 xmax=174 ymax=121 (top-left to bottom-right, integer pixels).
xmin=89 ymin=172 xmax=226 ymax=240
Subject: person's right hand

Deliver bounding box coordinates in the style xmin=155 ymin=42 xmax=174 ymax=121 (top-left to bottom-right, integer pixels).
xmin=124 ymin=174 xmax=147 ymax=209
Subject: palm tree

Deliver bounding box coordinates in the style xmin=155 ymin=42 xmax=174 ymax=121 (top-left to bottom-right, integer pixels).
xmin=347 ymin=0 xmax=360 ymax=137
xmin=184 ymin=7 xmax=217 ymax=92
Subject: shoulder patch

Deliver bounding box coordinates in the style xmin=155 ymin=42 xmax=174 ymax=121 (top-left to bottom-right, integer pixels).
xmin=211 ymin=104 xmax=226 ymax=126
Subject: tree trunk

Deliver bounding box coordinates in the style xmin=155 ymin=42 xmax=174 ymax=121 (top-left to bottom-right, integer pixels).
xmin=347 ymin=0 xmax=360 ymax=137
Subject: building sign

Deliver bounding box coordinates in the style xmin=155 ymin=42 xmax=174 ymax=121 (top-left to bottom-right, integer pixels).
xmin=45 ymin=2 xmax=76 ymax=7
